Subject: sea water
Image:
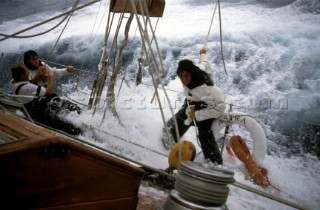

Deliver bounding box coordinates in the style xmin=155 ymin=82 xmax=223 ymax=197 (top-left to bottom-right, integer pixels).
xmin=0 ymin=0 xmax=319 ymax=209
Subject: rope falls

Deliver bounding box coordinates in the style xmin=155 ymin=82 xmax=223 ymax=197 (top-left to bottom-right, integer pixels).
xmin=204 ymin=0 xmax=228 ymax=75
xmin=88 ymin=0 xmax=177 ymax=134
xmin=46 ymin=0 xmax=80 ymax=62
xmin=217 ymin=0 xmax=228 ymax=75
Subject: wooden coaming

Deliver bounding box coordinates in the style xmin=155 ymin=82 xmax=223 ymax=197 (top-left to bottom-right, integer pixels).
xmin=0 ymin=112 xmax=145 ymax=210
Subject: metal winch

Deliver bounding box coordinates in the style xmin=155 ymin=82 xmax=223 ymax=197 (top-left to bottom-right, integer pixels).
xmin=162 ymin=161 xmax=235 ymax=210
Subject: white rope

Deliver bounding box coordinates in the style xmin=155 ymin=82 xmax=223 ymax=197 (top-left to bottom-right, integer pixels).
xmin=88 ymin=12 xmax=121 ymax=112
xmin=220 ymin=103 xmax=233 ymax=154
xmin=46 ymin=0 xmax=80 ymax=61
xmin=130 ymin=0 xmax=180 ymax=150
xmin=204 ymin=0 xmax=218 ymax=48
xmin=217 ymin=0 xmax=228 ymax=75
xmin=186 ymin=100 xmax=201 ymax=148
xmin=101 ymin=12 xmax=135 ymax=123
xmin=133 ymin=0 xmax=178 ymax=150
xmin=0 ymin=13 xmax=70 ymax=39
xmin=42 ymin=60 xmax=92 ymax=74
xmin=76 ymin=0 xmax=107 ymax=90
xmin=0 ymin=0 xmax=102 ymax=42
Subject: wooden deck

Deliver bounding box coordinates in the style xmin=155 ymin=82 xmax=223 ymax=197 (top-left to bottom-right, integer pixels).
xmin=0 ymin=111 xmax=145 ymax=210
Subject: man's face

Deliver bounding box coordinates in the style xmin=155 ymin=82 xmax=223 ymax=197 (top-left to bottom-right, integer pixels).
xmin=28 ymin=55 xmax=40 ymax=67
xmin=178 ymin=71 xmax=191 ymax=86
xmin=21 ymin=65 xmax=30 ymax=80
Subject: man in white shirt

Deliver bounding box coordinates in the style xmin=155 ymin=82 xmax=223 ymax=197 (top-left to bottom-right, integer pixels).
xmin=11 ymin=64 xmax=53 ymax=103
xmin=23 ymin=50 xmax=74 ymax=86
xmin=10 ymin=64 xmax=81 ymax=135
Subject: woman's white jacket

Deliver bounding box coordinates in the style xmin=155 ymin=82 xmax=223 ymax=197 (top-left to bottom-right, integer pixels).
xmin=184 ymin=84 xmax=226 ymax=122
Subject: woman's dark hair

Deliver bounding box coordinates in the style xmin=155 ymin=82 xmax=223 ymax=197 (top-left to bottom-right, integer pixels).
xmin=177 ymin=59 xmax=205 ymax=89
xmin=24 ymin=50 xmax=41 ymax=70
xmin=11 ymin=65 xmax=25 ymax=81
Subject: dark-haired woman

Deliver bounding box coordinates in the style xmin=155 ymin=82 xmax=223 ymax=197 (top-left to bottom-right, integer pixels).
xmin=162 ymin=48 xmax=225 ymax=165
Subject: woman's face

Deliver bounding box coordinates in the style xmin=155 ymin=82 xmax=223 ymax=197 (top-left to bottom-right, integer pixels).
xmin=28 ymin=55 xmax=40 ymax=67
xmin=178 ymin=71 xmax=191 ymax=86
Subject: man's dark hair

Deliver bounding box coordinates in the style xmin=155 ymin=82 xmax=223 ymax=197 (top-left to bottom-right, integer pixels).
xmin=11 ymin=65 xmax=25 ymax=81
xmin=23 ymin=50 xmax=38 ymax=64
